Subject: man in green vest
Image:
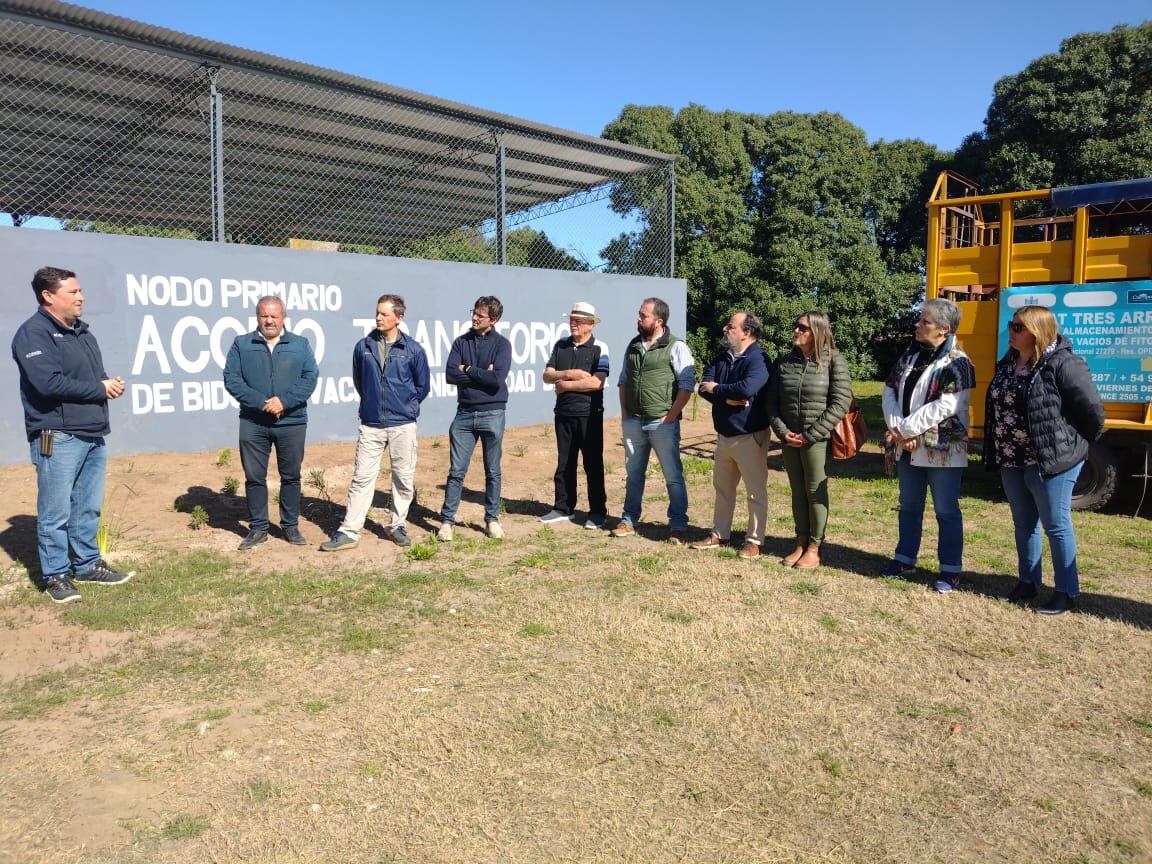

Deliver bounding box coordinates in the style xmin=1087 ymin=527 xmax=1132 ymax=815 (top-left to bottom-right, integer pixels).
xmin=610 ymin=297 xmax=696 ymax=544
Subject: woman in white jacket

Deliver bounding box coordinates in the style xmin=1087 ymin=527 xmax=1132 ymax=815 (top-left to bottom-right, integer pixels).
xmin=879 ymin=299 xmax=976 ymax=593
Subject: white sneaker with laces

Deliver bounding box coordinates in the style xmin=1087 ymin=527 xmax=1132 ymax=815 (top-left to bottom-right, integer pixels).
xmin=486 ymin=521 xmax=504 ymax=539
xmin=437 ymin=523 xmax=454 ymax=543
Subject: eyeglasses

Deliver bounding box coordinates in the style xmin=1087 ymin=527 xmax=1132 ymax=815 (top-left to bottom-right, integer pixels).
xmin=794 ymin=324 xmax=811 ymax=333
xmin=569 ymin=318 xmax=592 ymax=327
xmin=1008 ymin=321 xmax=1026 ymax=334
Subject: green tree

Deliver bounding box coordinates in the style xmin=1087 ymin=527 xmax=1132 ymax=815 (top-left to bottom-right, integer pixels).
xmin=392 ymin=225 xmax=587 ymax=270
xmin=504 ymin=227 xmax=588 ymax=270
xmin=61 ymin=219 xmax=202 ymax=240
xmin=603 ymin=105 xmax=933 ymax=376
xmin=955 ymin=22 xmax=1152 ymax=191
xmin=868 ymin=139 xmax=950 ymax=275
xmin=393 ymin=227 xmax=491 ymax=263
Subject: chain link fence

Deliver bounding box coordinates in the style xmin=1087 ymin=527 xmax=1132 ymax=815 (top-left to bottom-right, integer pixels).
xmin=0 ymin=5 xmax=675 ymax=276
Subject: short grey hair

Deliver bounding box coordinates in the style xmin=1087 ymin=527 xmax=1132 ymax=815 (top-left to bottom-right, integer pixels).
xmin=920 ymin=298 xmax=961 ymax=334
xmin=256 ymin=294 xmax=284 ymax=313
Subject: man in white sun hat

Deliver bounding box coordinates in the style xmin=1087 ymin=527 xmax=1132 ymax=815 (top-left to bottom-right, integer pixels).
xmin=540 ymin=301 xmax=610 ymax=529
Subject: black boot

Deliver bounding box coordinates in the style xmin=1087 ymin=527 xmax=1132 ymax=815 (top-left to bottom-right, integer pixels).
xmin=1005 ymin=581 xmax=1038 ymax=605
xmin=1037 ymin=590 xmax=1076 ymax=616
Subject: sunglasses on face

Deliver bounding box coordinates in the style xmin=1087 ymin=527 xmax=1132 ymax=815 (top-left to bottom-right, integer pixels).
xmin=794 ymin=324 xmax=811 ymax=333
xmin=1008 ymin=321 xmax=1026 ymax=334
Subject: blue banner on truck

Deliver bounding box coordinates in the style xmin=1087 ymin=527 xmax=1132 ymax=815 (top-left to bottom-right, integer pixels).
xmin=999 ymin=281 xmax=1152 ymax=403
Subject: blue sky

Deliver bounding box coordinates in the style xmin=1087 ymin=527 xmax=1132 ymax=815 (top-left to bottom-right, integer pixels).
xmin=76 ymin=0 xmax=1148 ymax=149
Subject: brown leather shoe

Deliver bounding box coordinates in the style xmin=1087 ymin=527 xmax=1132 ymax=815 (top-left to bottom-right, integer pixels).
xmin=781 ymin=537 xmax=807 ymax=567
xmin=794 ymin=546 xmax=821 ymax=569
xmin=738 ymin=541 xmax=761 ymax=559
xmin=609 ymin=521 xmax=635 ymax=538
xmin=689 ymin=533 xmax=724 ymax=550
xmin=668 ymin=530 xmax=687 ymax=546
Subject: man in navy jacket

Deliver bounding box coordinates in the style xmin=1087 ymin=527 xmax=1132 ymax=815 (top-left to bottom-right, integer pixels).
xmin=690 ymin=311 xmax=772 ymax=559
xmin=437 ymin=296 xmax=512 ymax=541
xmin=223 ymin=295 xmax=319 ymax=550
xmin=11 ymin=266 xmax=132 ymax=603
xmin=321 ymin=294 xmax=430 ymax=550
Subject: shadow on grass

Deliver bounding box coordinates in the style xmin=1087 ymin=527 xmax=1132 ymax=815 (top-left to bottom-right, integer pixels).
xmin=176 ymin=486 xmax=248 ymax=539
xmin=0 ymin=514 xmax=43 ymax=586
xmin=956 ymin=568 xmax=1152 ymax=629
xmin=293 ymin=483 xmax=548 ymax=538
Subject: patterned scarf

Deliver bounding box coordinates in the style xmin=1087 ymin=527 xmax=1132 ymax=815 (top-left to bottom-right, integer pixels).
xmin=887 ymin=334 xmax=976 ymax=458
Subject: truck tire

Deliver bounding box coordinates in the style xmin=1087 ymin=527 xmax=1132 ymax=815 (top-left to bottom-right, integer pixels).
xmin=1072 ymin=444 xmax=1118 ymax=511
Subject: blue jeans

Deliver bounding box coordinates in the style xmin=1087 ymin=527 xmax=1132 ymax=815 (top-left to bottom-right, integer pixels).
xmin=30 ymin=432 xmax=107 ymax=578
xmin=620 ymin=415 xmax=688 ymax=531
xmin=441 ymin=409 xmax=505 ymax=524
xmin=895 ymin=459 xmax=964 ymax=574
xmin=1000 ymin=462 xmax=1083 ymax=597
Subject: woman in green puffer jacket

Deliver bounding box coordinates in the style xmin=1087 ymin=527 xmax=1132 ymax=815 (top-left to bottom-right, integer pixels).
xmin=766 ymin=311 xmax=854 ymax=569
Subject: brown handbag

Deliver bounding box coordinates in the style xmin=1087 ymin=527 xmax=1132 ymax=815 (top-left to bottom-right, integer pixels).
xmin=831 ymin=398 xmax=868 ymax=460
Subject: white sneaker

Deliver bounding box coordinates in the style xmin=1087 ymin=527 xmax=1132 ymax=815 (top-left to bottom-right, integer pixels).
xmin=583 ymin=514 xmax=606 ymax=531
xmin=437 ymin=522 xmax=454 ymax=542
xmin=486 ymin=520 xmax=504 ymax=539
xmin=538 ymin=509 xmax=572 ymax=524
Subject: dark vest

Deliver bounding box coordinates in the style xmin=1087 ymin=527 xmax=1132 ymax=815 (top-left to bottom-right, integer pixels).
xmin=623 ymin=331 xmax=679 ymax=419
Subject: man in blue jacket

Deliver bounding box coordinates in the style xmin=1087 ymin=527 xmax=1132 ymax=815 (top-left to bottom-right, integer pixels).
xmin=690 ymin=311 xmax=772 ymax=559
xmin=223 ymin=295 xmax=319 ymax=550
xmin=437 ymin=296 xmax=512 ymax=541
xmin=12 ymin=266 xmax=133 ymax=603
xmin=321 ymin=294 xmax=430 ymax=551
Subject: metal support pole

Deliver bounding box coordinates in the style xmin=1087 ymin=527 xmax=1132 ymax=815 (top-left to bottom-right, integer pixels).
xmin=926 ymin=205 xmax=941 ymax=299
xmin=493 ymin=131 xmax=506 ymax=265
xmin=998 ymin=200 xmax=1014 ymax=291
xmin=207 ymin=67 xmax=226 ymax=243
xmin=665 ymin=161 xmax=676 ymax=278
xmin=1072 ymin=206 xmax=1089 ymax=285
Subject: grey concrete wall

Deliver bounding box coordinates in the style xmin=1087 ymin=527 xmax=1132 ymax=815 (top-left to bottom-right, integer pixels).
xmin=1 ymin=227 xmax=687 ymax=464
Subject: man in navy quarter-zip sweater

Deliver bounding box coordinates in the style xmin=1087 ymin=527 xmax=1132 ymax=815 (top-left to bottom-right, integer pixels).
xmin=690 ymin=311 xmax=771 ymax=559
xmin=223 ymin=295 xmax=319 ymax=551
xmin=12 ymin=266 xmax=134 ymax=604
xmin=320 ymin=294 xmax=429 ymax=551
xmin=437 ymin=296 xmax=512 ymax=541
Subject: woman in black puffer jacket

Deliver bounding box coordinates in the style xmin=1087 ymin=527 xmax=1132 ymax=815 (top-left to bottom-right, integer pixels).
xmin=983 ymin=305 xmax=1105 ymax=616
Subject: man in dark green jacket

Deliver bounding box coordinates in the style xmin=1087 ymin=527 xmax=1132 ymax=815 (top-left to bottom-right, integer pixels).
xmin=223 ymin=295 xmax=319 ymax=550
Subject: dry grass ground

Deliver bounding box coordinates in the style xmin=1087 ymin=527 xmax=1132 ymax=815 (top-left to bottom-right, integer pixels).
xmin=1 ymin=386 xmax=1150 ymax=863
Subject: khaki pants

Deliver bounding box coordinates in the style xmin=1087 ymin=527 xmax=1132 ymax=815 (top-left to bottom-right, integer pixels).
xmin=711 ymin=430 xmax=770 ymax=544
xmin=337 ymin=422 xmax=418 ymax=538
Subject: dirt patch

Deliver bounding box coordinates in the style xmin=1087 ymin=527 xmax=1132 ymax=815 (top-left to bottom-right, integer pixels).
xmin=0 ymin=412 xmax=716 ymax=575
xmin=0 ymin=608 xmax=133 ymax=682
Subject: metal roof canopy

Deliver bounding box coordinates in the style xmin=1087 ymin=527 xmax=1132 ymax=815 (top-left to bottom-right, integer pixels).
xmin=0 ymin=0 xmax=674 ymax=255
xmin=1051 ymin=178 xmax=1152 ymax=210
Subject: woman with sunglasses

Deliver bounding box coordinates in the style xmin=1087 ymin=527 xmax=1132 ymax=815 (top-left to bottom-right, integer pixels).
xmin=766 ymin=311 xmax=853 ymax=568
xmin=880 ymin=298 xmax=975 ymax=592
xmin=983 ymin=305 xmax=1105 ymax=615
